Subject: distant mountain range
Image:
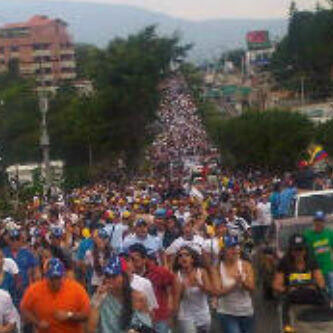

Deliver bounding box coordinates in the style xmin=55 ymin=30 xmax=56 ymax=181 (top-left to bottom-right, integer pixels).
xmin=0 ymin=1 xmax=288 ymax=61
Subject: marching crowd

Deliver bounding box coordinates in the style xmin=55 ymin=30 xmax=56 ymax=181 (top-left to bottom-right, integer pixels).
xmin=0 ymin=76 xmax=332 ymax=333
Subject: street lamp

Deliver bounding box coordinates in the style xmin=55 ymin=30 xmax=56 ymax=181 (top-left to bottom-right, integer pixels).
xmin=39 ymin=89 xmax=51 ymax=198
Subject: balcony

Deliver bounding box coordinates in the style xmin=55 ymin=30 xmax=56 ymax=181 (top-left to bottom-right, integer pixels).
xmin=60 ymin=48 xmax=75 ymax=56
xmin=20 ymin=65 xmax=35 ymax=75
xmin=36 ymin=73 xmax=54 ymax=81
xmin=10 ymin=52 xmax=19 ymax=58
xmin=60 ymin=72 xmax=76 ymax=80
xmin=33 ymin=49 xmax=51 ymax=57
xmin=61 ymin=60 xmax=76 ymax=68
xmin=34 ymin=62 xmax=53 ymax=69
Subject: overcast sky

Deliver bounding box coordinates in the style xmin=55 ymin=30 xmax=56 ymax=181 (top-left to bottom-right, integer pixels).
xmin=47 ymin=0 xmax=328 ymax=20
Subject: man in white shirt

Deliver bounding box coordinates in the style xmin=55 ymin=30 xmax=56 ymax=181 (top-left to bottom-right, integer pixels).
xmin=0 ymin=289 xmax=20 ymax=332
xmin=253 ymin=195 xmax=272 ymax=244
xmin=120 ymin=252 xmax=158 ymax=313
xmin=123 ymin=219 xmax=163 ymax=256
xmin=131 ymin=274 xmax=158 ymax=313
xmin=165 ymin=221 xmax=205 ymax=256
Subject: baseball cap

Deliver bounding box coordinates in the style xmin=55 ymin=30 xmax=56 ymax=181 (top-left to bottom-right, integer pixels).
xmin=224 ymin=235 xmax=239 ymax=248
xmin=154 ymin=208 xmax=166 ymax=219
xmin=122 ymin=211 xmax=131 ymax=219
xmin=289 ymin=234 xmax=307 ymax=250
xmin=104 ymin=256 xmax=127 ymax=277
xmin=33 ymin=228 xmax=41 ymax=237
xmin=314 ymin=211 xmax=326 ymax=222
xmin=9 ymin=229 xmax=20 ymax=240
xmin=98 ymin=228 xmax=109 ymax=240
xmin=51 ymin=227 xmax=63 ymax=238
xmin=135 ymin=218 xmax=147 ymax=227
xmin=213 ymin=217 xmax=226 ymax=226
xmin=46 ymin=258 xmax=65 ymax=278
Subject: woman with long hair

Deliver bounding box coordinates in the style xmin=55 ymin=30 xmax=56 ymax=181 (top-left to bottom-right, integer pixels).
xmin=85 ymin=228 xmax=112 ymax=294
xmin=214 ymin=235 xmax=255 ymax=333
xmin=173 ymin=246 xmax=213 ymax=333
xmin=88 ymin=255 xmax=153 ymax=333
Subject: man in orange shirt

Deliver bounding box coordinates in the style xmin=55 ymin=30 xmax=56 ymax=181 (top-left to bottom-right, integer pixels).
xmin=21 ymin=258 xmax=90 ymax=333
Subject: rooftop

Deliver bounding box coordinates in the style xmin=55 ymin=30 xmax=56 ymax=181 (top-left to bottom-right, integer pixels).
xmin=1 ymin=15 xmax=67 ymax=30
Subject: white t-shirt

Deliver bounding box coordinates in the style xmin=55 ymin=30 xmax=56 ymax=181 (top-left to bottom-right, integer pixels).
xmin=0 ymin=290 xmax=20 ymax=332
xmin=165 ymin=235 xmax=205 ymax=255
xmin=3 ymin=258 xmax=19 ymax=275
xmin=203 ymin=238 xmax=220 ymax=256
xmin=130 ymin=274 xmax=158 ymax=312
xmin=104 ymin=223 xmax=129 ymax=252
xmin=255 ymin=202 xmax=272 ymax=226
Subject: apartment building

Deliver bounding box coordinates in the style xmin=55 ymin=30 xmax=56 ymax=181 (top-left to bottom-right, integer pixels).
xmin=0 ymin=15 xmax=76 ymax=86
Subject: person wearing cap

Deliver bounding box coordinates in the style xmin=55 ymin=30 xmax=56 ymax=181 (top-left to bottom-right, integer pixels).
xmin=203 ymin=217 xmax=228 ymax=267
xmin=214 ymin=235 xmax=255 ymax=333
xmin=304 ymin=211 xmax=333 ymax=306
xmin=123 ymin=218 xmax=164 ymax=264
xmin=83 ymin=228 xmax=112 ymax=294
xmin=87 ymin=255 xmax=153 ymax=333
xmin=47 ymin=227 xmax=74 ymax=276
xmin=128 ymin=243 xmax=178 ymax=333
xmin=273 ymin=234 xmax=326 ymax=333
xmin=2 ymin=229 xmax=39 ymax=303
xmin=21 ymin=258 xmax=90 ymax=333
xmin=104 ymin=211 xmax=129 ymax=254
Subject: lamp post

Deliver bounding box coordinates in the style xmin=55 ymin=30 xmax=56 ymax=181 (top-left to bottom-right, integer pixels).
xmin=39 ymin=93 xmax=51 ymax=198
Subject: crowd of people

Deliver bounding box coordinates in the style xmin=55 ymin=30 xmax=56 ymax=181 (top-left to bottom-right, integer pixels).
xmin=0 ymin=75 xmax=332 ymax=333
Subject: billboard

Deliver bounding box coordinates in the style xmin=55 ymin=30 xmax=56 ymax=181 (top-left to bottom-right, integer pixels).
xmin=246 ymin=30 xmax=271 ymax=50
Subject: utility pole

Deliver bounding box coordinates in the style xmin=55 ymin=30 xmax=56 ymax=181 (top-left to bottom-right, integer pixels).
xmin=300 ymin=76 xmax=305 ymax=106
xmin=39 ymin=93 xmax=51 ymax=198
xmin=38 ymin=60 xmax=51 ymax=199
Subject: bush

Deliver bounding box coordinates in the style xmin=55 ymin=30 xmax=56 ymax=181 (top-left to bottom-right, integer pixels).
xmin=216 ymin=109 xmax=314 ymax=169
xmin=316 ymin=119 xmax=333 ymax=156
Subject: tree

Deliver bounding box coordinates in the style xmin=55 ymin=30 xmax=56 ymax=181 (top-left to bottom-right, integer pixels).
xmin=213 ymin=110 xmax=314 ymax=169
xmin=271 ymin=8 xmax=333 ymax=99
xmin=0 ymin=74 xmax=39 ymax=166
xmin=48 ymin=26 xmax=191 ymax=176
xmin=316 ymin=119 xmax=333 ymax=156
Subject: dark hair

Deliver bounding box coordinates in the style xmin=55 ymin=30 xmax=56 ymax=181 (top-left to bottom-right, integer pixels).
xmin=284 ymin=236 xmax=312 ymax=270
xmin=119 ymin=272 xmax=133 ymax=330
xmin=128 ymin=243 xmax=147 ymax=258
xmin=173 ymin=246 xmax=202 ymax=271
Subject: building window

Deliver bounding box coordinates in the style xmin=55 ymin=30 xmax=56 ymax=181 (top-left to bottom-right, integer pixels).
xmin=36 ymin=67 xmax=52 ymax=75
xmin=61 ymin=42 xmax=73 ymax=49
xmin=60 ymin=54 xmax=74 ymax=61
xmin=34 ymin=56 xmax=52 ymax=63
xmin=61 ymin=67 xmax=74 ymax=73
xmin=33 ymin=43 xmax=50 ymax=50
